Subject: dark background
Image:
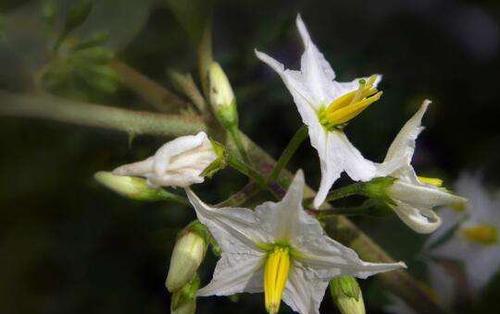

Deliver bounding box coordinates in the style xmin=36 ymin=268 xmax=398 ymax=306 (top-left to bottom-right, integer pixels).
xmin=1 ymin=0 xmax=499 ymax=313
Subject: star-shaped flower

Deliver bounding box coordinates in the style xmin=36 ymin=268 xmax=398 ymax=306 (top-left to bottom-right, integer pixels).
xmin=186 ymin=171 xmax=405 ymax=314
xmin=375 ymin=100 xmax=466 ymax=233
xmin=256 ymin=15 xmax=388 ymax=208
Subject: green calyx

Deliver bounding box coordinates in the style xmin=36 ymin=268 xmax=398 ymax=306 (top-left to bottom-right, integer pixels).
xmin=201 ymin=140 xmax=227 ymax=178
xmin=171 ymin=275 xmax=200 ymax=311
xmin=362 ymin=177 xmax=397 ymax=205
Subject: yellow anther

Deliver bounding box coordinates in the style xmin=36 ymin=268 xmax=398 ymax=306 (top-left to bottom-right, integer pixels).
xmin=319 ymin=75 xmax=381 ymax=130
xmin=264 ymin=247 xmax=291 ymax=314
xmin=462 ymin=224 xmax=498 ymax=245
xmin=418 ymin=176 xmax=444 ymax=187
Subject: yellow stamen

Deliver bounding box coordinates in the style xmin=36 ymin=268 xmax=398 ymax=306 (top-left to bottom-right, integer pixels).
xmin=462 ymin=224 xmax=498 ymax=245
xmin=264 ymin=247 xmax=291 ymax=314
xmin=418 ymin=176 xmax=444 ymax=187
xmin=319 ymin=75 xmax=381 ymax=130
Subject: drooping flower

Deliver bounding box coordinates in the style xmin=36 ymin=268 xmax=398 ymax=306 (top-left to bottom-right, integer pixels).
xmin=113 ymin=132 xmax=221 ymax=188
xmin=255 ymin=14 xmax=386 ymax=208
xmin=186 ymin=171 xmax=405 ymax=314
xmin=366 ymin=100 xmax=467 ymax=233
xmin=424 ymin=172 xmax=500 ymax=304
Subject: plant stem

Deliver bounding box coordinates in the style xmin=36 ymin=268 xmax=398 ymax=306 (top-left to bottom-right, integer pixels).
xmin=0 ymin=91 xmax=206 ymax=137
xmin=268 ymin=125 xmax=308 ymax=183
xmin=325 ymin=182 xmax=366 ymax=202
xmin=227 ymin=153 xmax=267 ymax=190
xmin=110 ymin=60 xmax=189 ymax=113
xmin=228 ymin=126 xmax=250 ymax=163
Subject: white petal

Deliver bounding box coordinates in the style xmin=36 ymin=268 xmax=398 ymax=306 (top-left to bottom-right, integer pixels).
xmin=253 ymin=170 xmax=306 ymax=240
xmin=427 ymin=260 xmax=456 ymax=310
xmin=391 ymin=201 xmax=442 ymax=234
xmin=282 ymin=263 xmax=329 ymax=314
xmin=255 ymin=50 xmax=319 ymax=114
xmin=313 ymin=130 xmax=376 ymax=208
xmin=153 ymin=131 xmax=209 ymax=175
xmin=296 ymin=14 xmax=337 ymax=103
xmin=112 ymin=157 xmax=154 ymax=177
xmin=185 ymin=188 xmax=270 ymax=254
xmin=298 ymin=235 xmax=405 ymax=280
xmin=197 ymin=253 xmax=264 ymax=296
xmin=377 ymin=100 xmax=430 ymax=177
xmin=389 ymin=180 xmax=466 ymax=210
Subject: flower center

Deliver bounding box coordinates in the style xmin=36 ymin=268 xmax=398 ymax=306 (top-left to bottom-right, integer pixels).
xmin=462 ymin=224 xmax=498 ymax=245
xmin=318 ymin=75 xmax=382 ymax=131
xmin=264 ymin=246 xmax=291 ymax=314
xmin=417 ymin=176 xmax=443 ymax=187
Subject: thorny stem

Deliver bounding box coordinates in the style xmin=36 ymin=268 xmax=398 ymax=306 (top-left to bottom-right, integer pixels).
xmin=1 ymin=60 xmax=445 ymax=314
xmin=268 ymin=125 xmax=308 ymax=183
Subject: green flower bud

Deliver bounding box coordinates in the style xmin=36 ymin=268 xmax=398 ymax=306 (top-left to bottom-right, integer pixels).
xmin=171 ymin=275 xmax=199 ymax=314
xmin=94 ymin=171 xmax=184 ymax=203
xmin=330 ymin=276 xmax=366 ymax=314
xmin=166 ymin=223 xmax=208 ymax=292
xmin=208 ymin=62 xmax=238 ymax=129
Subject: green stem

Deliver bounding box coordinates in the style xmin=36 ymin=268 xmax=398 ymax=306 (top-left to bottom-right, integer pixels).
xmin=268 ymin=125 xmax=308 ymax=183
xmin=227 ymin=153 xmax=267 ymax=189
xmin=159 ymin=190 xmax=191 ymax=206
xmin=325 ymin=182 xmax=366 ymax=202
xmin=317 ymin=204 xmax=374 ymax=219
xmin=228 ymin=127 xmax=250 ymax=163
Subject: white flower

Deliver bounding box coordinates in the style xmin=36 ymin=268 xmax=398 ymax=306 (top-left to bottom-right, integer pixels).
xmin=255 ymin=14 xmax=386 ymax=208
xmin=384 ymin=293 xmax=418 ymax=314
xmin=375 ymin=100 xmax=466 ymax=233
xmin=186 ymin=171 xmax=405 ymax=314
xmin=424 ymin=172 xmax=500 ymax=301
xmin=113 ymin=132 xmax=218 ymax=188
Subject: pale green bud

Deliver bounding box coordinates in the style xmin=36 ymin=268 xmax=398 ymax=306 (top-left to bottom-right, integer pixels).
xmin=166 ymin=223 xmax=208 ymax=292
xmin=94 ymin=171 xmax=185 ymax=203
xmin=171 ymin=276 xmax=199 ymax=314
xmin=330 ymin=276 xmax=366 ymax=314
xmin=208 ymin=62 xmax=238 ymax=129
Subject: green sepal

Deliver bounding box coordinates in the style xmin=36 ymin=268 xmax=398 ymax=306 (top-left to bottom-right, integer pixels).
xmin=330 ymin=275 xmax=362 ymax=301
xmin=171 ymin=275 xmax=200 ymax=311
xmin=200 ymin=140 xmax=227 ymax=178
xmin=362 ymin=176 xmax=397 ymax=205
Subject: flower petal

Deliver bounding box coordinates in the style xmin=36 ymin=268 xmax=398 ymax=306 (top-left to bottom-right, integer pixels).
xmin=391 ymin=200 xmax=442 ymax=233
xmin=282 ymin=264 xmax=329 ymax=314
xmin=377 ymin=100 xmax=430 ymax=177
xmin=296 ymin=14 xmax=337 ymax=103
xmin=254 ymin=170 xmax=307 ymax=241
xmin=153 ymin=131 xmax=209 ymax=176
xmin=389 ymin=180 xmax=466 ymax=210
xmin=297 ymin=235 xmax=406 ymax=280
xmin=113 ymin=157 xmax=154 ymax=177
xmin=197 ymin=253 xmax=264 ymax=296
xmin=185 ymin=188 xmax=270 ymax=254
xmin=313 ymin=130 xmax=376 ymax=208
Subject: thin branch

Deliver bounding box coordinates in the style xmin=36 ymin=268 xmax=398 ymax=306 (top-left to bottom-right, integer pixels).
xmin=0 ymin=91 xmax=206 ymax=137
xmin=168 ymin=70 xmax=207 ymax=113
xmin=110 ymin=60 xmax=190 ymax=113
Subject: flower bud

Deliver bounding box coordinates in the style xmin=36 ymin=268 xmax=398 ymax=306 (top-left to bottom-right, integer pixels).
xmin=94 ymin=171 xmax=174 ymax=202
xmin=208 ymin=62 xmax=238 ymax=129
xmin=330 ymin=276 xmax=366 ymax=314
xmin=166 ymin=222 xmax=208 ymax=292
xmin=171 ymin=276 xmax=199 ymax=314
xmin=113 ymin=132 xmax=224 ymax=188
